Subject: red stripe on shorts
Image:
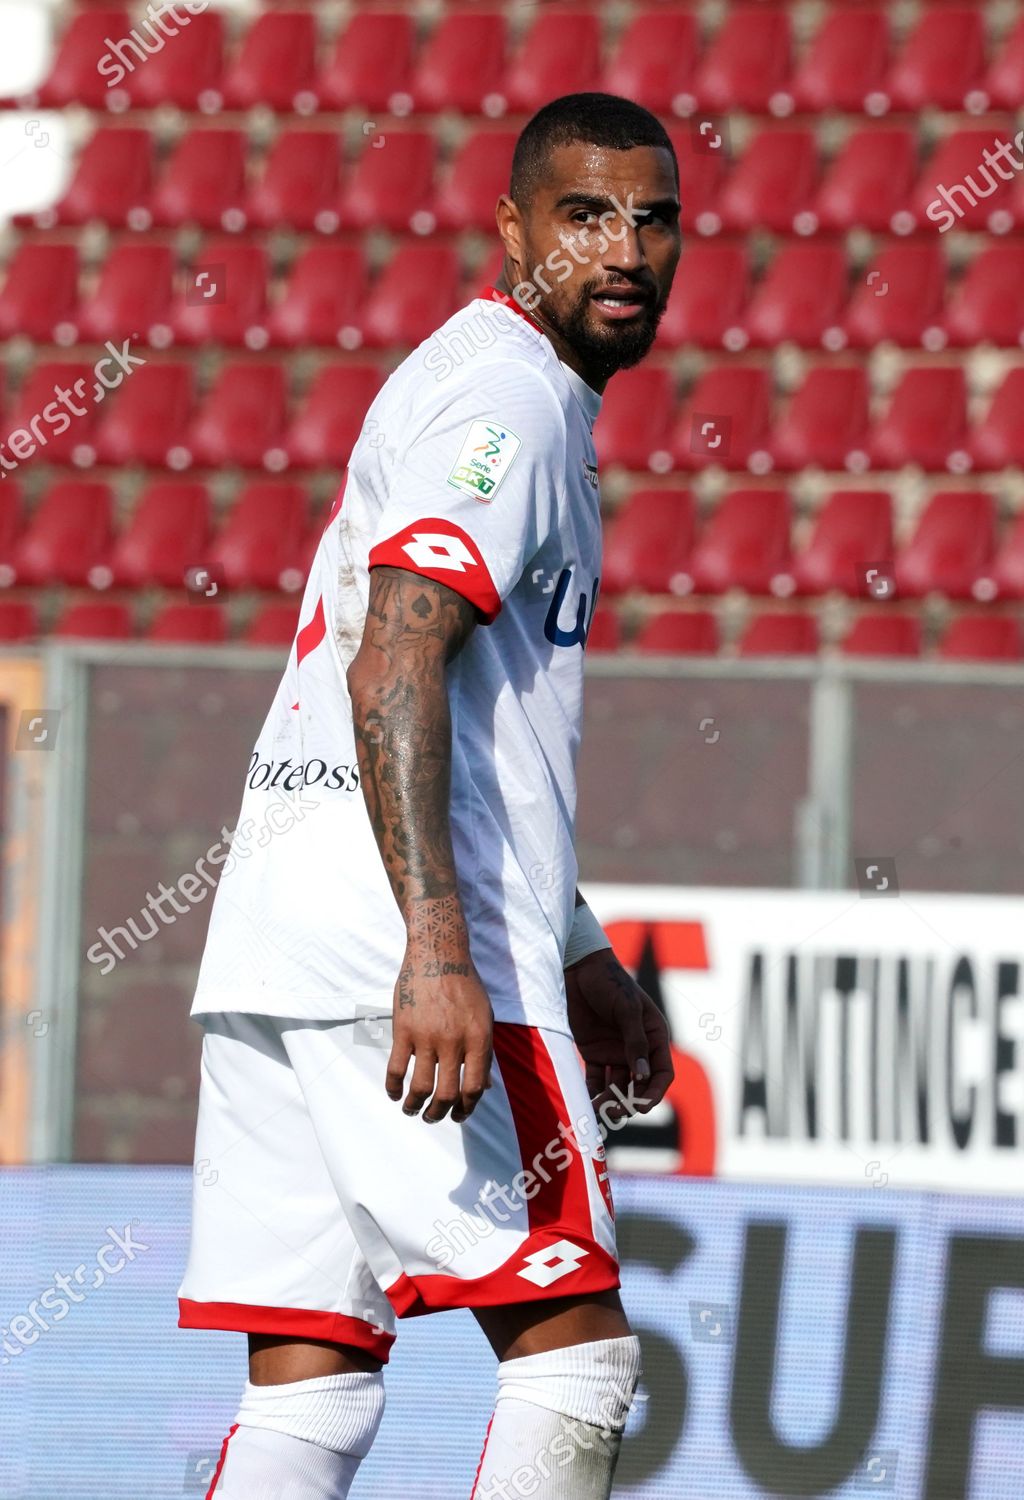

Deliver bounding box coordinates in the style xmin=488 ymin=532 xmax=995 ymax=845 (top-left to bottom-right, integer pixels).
xmin=178 ymin=1298 xmax=395 ymax=1362
xmin=205 ymin=1423 xmax=238 ymax=1499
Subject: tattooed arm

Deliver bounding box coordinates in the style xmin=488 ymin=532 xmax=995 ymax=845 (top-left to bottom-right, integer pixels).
xmin=346 ymin=564 xmax=493 ymax=1124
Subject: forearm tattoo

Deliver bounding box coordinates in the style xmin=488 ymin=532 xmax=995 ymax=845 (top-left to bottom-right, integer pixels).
xmin=350 ymin=567 xmax=477 ymax=989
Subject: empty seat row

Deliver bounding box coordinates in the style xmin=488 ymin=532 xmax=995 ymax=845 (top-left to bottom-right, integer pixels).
xmin=601 ymin=487 xmax=1023 ymax=603
xmin=588 ymin=608 xmax=1024 ymax=660
xmin=22 ymin=123 xmax=1024 ymax=237
xmin=24 ymin=7 xmax=1024 ymax=119
xmin=0 ymin=597 xmax=300 ymax=646
xmin=9 ymin=477 xmax=1024 ymax=606
xmin=0 ymin=477 xmax=327 ymax=592
xmin=7 ymin=357 xmax=1024 ymax=476
xmin=10 ymin=238 xmax=1024 ymax=354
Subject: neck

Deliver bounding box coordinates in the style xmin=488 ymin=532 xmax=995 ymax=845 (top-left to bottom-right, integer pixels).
xmin=493 ymin=267 xmax=609 ymax=395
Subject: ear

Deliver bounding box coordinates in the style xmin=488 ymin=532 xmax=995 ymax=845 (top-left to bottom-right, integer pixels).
xmin=495 ymin=194 xmax=526 ymax=280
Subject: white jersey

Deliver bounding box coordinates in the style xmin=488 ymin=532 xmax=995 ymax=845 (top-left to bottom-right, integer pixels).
xmin=192 ymin=289 xmax=603 ymax=1034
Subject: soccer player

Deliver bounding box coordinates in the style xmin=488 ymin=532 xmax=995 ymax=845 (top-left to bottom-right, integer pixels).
xmin=179 ymin=93 xmax=681 ymax=1499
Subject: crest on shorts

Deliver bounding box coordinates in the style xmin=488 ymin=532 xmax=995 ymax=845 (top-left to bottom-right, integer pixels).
xmin=447 ymin=419 xmax=522 ymax=502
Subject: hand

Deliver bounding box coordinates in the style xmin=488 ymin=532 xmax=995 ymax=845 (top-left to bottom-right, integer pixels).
xmin=565 ymin=949 xmax=674 ymax=1124
xmin=386 ymin=948 xmax=493 ymax=1125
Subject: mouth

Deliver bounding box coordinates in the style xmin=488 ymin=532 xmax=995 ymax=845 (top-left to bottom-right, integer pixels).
xmin=590 ymin=287 xmax=652 ymax=322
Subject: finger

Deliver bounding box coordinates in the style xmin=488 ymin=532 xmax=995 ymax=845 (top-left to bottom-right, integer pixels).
xmin=386 ymin=1034 xmax=413 ymax=1101
xmin=585 ymin=1061 xmax=607 ymax=1100
xmin=635 ymin=1032 xmax=675 ymax=1112
xmin=423 ymin=1053 xmax=462 ymax=1125
xmin=453 ymin=1043 xmax=492 ymax=1123
xmin=621 ymin=1007 xmax=651 ymax=1085
xmin=403 ymin=1051 xmax=437 ymax=1117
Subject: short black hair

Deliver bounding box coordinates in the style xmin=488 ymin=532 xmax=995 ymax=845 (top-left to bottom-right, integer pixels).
xmin=510 ymin=93 xmax=678 ymax=206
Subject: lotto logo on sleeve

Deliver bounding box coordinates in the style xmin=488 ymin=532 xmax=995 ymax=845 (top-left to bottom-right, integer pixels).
xmin=448 ymin=419 xmax=522 ymax=502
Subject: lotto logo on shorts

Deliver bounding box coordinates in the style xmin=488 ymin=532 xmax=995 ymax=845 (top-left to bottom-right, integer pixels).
xmin=516 ymin=1238 xmax=590 ymax=1288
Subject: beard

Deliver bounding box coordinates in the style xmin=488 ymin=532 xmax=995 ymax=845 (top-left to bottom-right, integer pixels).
xmin=541 ymin=277 xmax=666 ymax=382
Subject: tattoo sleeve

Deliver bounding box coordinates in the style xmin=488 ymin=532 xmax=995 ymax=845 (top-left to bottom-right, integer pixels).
xmin=347 ymin=565 xmax=478 ymax=990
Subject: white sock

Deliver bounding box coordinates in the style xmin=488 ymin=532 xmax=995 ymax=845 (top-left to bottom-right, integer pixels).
xmin=472 ymin=1336 xmax=642 ymax=1500
xmin=212 ymin=1371 xmax=385 ymax=1499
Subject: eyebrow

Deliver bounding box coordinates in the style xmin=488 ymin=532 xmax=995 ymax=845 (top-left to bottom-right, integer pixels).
xmin=553 ymin=192 xmax=681 ymax=218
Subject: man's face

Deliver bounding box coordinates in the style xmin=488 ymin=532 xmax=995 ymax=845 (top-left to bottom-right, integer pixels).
xmin=504 ymin=142 xmax=681 ymax=384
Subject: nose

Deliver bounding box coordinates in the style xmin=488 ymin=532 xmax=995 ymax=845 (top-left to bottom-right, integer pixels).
xmin=600 ymin=215 xmax=646 ymax=275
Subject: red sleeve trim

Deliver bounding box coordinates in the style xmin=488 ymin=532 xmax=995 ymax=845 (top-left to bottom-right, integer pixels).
xmin=178 ymin=1297 xmax=395 ymax=1362
xmin=368 ymin=516 xmax=502 ymax=624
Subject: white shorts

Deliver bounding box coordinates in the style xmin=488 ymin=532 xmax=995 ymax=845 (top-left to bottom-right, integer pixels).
xmin=178 ymin=1011 xmax=620 ymax=1363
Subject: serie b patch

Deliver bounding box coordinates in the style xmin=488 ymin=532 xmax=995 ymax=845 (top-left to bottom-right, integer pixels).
xmin=447 ymin=420 xmax=522 ymax=503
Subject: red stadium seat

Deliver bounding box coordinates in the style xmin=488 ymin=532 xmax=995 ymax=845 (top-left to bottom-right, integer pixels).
xmin=982 ymin=18 xmax=1024 ymax=111
xmin=0 ymin=244 xmax=80 ymax=343
xmin=53 ymin=600 xmax=134 ymax=639
xmin=28 ymin=127 xmax=153 ymax=229
xmin=869 ymin=368 xmax=968 ymax=472
xmin=434 ymin=131 xmax=517 ymax=232
xmin=672 ymin=367 xmax=773 ymax=472
xmin=966 ymin=370 xmax=1024 ymax=472
xmin=978 ymin=515 xmax=1024 ymax=601
xmin=684 ymin=488 xmax=791 ymax=595
xmin=209 ymin=482 xmax=310 ymax=592
xmin=339 ymin=131 xmax=437 ymax=236
xmin=942 ymin=245 xmax=1024 ymax=348
xmin=896 ymin=491 xmax=996 ymax=599
xmin=791 ymin=490 xmax=894 ymax=597
xmin=882 ymin=7 xmax=985 ymax=113
xmin=149 ymin=130 xmax=247 ymax=231
xmin=593 ymin=368 xmax=675 ymax=473
xmin=601 ymin=488 xmax=697 ymax=597
xmin=93 ymin=361 xmax=196 ymax=468
xmin=245 ymin=601 xmax=301 ymax=647
xmin=411 ymin=12 xmax=507 ymax=115
xmin=13 ymin=480 xmax=112 ymax=587
xmin=9 ymin=361 xmax=101 ymax=466
xmin=109 ymin=480 xmax=211 ymax=589
xmin=842 ymin=243 xmax=946 ymax=350
xmin=270 ymin=365 xmax=383 ymax=471
xmin=738 ymin=612 xmax=818 ymax=655
xmin=634 ymin=609 xmax=719 ymax=655
xmin=246 ymin=132 xmax=342 ymax=234
xmin=170 ymin=243 xmax=269 ymax=348
xmin=690 ymin=7 xmax=792 ymax=116
xmin=117 ymin=11 xmax=225 ymax=112
xmin=148 ymin=602 xmax=227 ymax=644
xmin=36 ymin=9 xmax=132 ymax=110
xmin=812 ymin=128 xmax=917 ymax=234
xmin=841 ymin=614 xmax=921 ymax=656
xmin=74 ymin=243 xmax=174 ymax=346
xmin=262 ymin=245 xmax=369 ymax=350
xmin=360 ymin=244 xmax=461 ymax=350
xmin=585 ymin=606 xmax=621 ymax=653
xmin=909 ymin=132 xmax=1016 ymax=235
xmin=0 ymin=482 xmax=24 ymax=588
xmin=771 ymin=368 xmax=871 ymax=473
xmin=717 ymin=130 xmax=818 ymax=234
xmin=500 ymin=13 xmax=601 ymax=114
xmin=788 ymin=9 xmax=890 ymax=114
xmin=938 ymin=614 xmax=1022 ymax=661
xmin=185 ymin=363 xmax=288 ymax=470
xmin=316 ymin=13 xmax=416 ymax=113
xmin=743 ymin=243 xmax=847 ymax=349
xmin=665 ymin=127 xmax=730 ymax=237
xmin=0 ymin=602 xmax=38 ymax=641
xmin=601 ymin=9 xmax=700 ymax=116
xmin=656 ymin=243 xmax=750 ymax=350
xmin=220 ymin=12 xmax=318 ymax=114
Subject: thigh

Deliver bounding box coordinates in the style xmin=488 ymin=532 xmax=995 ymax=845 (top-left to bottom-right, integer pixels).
xmin=177 ymin=1012 xmax=395 ymax=1364
xmin=284 ymin=1017 xmax=620 ymax=1322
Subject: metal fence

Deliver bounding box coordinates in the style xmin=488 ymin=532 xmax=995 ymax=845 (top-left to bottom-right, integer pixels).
xmin=16 ymin=643 xmax=1024 ymax=1164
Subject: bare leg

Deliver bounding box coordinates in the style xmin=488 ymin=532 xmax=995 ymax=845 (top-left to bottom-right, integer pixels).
xmin=248 ymin=1333 xmax=384 ymax=1383
xmin=474 ymin=1289 xmax=632 ymax=1363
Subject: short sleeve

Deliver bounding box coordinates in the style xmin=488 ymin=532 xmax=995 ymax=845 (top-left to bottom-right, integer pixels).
xmin=367 ymin=365 xmax=565 ymax=623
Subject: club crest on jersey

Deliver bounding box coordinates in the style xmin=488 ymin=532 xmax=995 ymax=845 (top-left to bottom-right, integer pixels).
xmin=448 ymin=419 xmax=522 ymax=502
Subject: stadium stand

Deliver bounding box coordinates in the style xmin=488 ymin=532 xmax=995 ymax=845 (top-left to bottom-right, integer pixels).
xmin=1 ymin=0 xmax=1022 ymax=659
